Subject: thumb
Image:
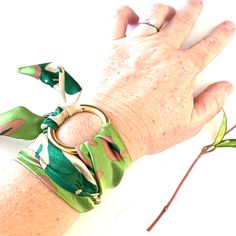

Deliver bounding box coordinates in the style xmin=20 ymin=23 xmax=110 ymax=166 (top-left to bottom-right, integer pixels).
xmin=191 ymin=81 xmax=233 ymax=129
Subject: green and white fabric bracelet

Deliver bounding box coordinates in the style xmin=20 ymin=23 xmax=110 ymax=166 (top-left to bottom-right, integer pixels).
xmin=0 ymin=63 xmax=131 ymax=212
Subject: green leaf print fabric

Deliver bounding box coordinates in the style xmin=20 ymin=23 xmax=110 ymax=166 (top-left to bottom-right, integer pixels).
xmin=0 ymin=63 xmax=131 ymax=212
xmin=0 ymin=106 xmax=44 ymax=139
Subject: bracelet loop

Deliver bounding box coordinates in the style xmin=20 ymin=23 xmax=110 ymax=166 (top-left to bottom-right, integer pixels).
xmin=47 ymin=104 xmax=110 ymax=155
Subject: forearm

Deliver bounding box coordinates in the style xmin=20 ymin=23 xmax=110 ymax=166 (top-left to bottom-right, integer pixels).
xmin=0 ymin=159 xmax=78 ymax=236
xmin=0 ymin=106 xmax=138 ymax=236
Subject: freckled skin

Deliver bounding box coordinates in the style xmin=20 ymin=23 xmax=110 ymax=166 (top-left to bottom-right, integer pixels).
xmin=60 ymin=23 xmax=234 ymax=161
xmin=0 ymin=161 xmax=78 ymax=236
xmin=0 ymin=2 xmax=235 ymax=235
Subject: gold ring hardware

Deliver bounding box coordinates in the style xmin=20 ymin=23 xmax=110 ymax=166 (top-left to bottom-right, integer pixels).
xmin=48 ymin=104 xmax=110 ymax=155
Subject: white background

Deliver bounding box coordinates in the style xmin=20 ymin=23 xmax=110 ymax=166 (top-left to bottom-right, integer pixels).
xmin=0 ymin=0 xmax=236 ymax=235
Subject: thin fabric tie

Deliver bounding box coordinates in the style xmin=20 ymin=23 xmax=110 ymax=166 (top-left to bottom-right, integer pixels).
xmin=0 ymin=63 xmax=131 ymax=212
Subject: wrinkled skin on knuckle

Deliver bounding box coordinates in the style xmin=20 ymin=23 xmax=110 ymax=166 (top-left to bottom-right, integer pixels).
xmin=210 ymin=91 xmax=224 ymax=113
xmin=187 ymin=53 xmax=204 ymax=72
xmin=176 ymin=10 xmax=195 ymax=28
xmin=180 ymin=57 xmax=198 ymax=76
xmin=204 ymin=35 xmax=224 ymax=57
xmin=180 ymin=51 xmax=200 ymax=73
xmin=203 ymin=89 xmax=224 ymax=113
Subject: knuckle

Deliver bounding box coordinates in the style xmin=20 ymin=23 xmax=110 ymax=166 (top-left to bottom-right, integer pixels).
xmin=203 ymin=91 xmax=220 ymax=111
xmin=179 ymin=53 xmax=199 ymax=74
xmin=204 ymin=35 xmax=223 ymax=53
xmin=205 ymin=89 xmax=225 ymax=112
xmin=203 ymin=89 xmax=224 ymax=112
xmin=182 ymin=59 xmax=197 ymax=75
xmin=185 ymin=51 xmax=205 ymax=72
xmin=213 ymin=94 xmax=224 ymax=112
xmin=176 ymin=12 xmax=193 ymax=26
xmin=192 ymin=58 xmax=204 ymax=72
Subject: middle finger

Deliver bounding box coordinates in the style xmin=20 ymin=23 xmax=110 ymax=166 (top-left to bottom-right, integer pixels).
xmin=162 ymin=0 xmax=203 ymax=48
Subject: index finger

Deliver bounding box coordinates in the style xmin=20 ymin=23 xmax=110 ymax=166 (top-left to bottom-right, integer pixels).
xmin=112 ymin=6 xmax=139 ymax=40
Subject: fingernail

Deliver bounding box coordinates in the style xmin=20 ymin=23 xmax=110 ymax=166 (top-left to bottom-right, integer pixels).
xmin=223 ymin=21 xmax=235 ymax=31
xmin=225 ymin=84 xmax=233 ymax=96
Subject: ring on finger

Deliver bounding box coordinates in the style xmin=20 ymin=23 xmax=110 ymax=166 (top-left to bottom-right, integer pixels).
xmin=138 ymin=17 xmax=160 ymax=33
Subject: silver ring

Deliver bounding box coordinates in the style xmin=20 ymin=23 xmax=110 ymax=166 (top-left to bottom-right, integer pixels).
xmin=138 ymin=17 xmax=160 ymax=33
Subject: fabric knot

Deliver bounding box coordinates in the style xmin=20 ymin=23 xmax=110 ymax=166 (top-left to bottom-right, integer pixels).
xmin=63 ymin=104 xmax=82 ymax=117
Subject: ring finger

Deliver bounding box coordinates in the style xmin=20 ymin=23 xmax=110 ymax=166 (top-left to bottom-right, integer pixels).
xmin=130 ymin=4 xmax=176 ymax=38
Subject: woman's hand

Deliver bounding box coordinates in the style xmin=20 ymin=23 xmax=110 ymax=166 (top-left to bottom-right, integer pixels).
xmin=58 ymin=0 xmax=235 ymax=161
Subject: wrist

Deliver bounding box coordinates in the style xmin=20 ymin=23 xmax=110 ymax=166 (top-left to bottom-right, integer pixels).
xmin=56 ymin=102 xmax=144 ymax=162
xmin=102 ymin=108 xmax=142 ymax=162
xmin=56 ymin=112 xmax=102 ymax=147
xmin=92 ymin=98 xmax=147 ymax=162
